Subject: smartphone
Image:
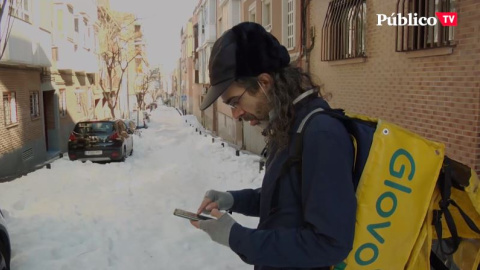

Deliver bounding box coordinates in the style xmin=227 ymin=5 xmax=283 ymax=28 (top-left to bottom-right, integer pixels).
xmin=173 ymin=208 xmax=213 ymax=221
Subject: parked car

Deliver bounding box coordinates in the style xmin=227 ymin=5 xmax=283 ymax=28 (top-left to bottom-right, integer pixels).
xmin=0 ymin=209 xmax=11 ymax=270
xmin=129 ymin=110 xmax=148 ymax=129
xmin=68 ymin=119 xmax=134 ymax=162
xmin=123 ymin=119 xmax=142 ymax=137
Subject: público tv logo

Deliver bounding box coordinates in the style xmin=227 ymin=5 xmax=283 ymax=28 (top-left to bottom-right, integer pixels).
xmin=377 ymin=12 xmax=457 ymax=26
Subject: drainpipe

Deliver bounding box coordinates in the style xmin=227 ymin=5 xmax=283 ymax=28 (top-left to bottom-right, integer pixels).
xmin=302 ymin=0 xmax=314 ymax=73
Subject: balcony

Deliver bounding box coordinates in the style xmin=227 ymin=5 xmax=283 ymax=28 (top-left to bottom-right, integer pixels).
xmin=55 ymin=40 xmax=98 ymax=74
xmin=198 ymin=0 xmax=216 ymax=48
xmin=0 ymin=18 xmax=52 ymax=67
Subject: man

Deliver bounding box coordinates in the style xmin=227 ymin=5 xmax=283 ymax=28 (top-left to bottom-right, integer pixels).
xmin=191 ymin=22 xmax=356 ymax=270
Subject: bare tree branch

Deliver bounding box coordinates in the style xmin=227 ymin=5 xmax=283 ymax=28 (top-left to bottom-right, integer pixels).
xmin=97 ymin=7 xmax=138 ymax=119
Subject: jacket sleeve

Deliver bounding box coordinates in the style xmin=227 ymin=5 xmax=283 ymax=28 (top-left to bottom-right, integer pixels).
xmin=228 ymin=188 xmax=261 ymax=217
xmin=229 ymin=115 xmax=357 ymax=268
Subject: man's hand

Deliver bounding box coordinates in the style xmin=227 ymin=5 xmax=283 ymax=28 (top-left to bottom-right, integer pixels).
xmin=190 ymin=208 xmax=224 ymax=228
xmin=196 ymin=190 xmax=234 ymax=215
xmin=191 ymin=209 xmax=236 ymax=247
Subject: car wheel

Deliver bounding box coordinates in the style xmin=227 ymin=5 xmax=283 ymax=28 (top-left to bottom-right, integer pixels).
xmin=120 ymin=146 xmax=126 ymax=162
xmin=0 ymin=240 xmax=9 ymax=270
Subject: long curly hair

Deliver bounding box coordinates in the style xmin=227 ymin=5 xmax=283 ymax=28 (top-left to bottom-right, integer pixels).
xmin=236 ymin=65 xmax=324 ymax=149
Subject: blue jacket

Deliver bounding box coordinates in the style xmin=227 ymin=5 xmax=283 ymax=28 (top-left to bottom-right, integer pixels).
xmin=228 ymin=96 xmax=357 ymax=270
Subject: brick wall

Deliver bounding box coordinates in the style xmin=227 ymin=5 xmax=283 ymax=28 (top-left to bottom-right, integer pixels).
xmin=0 ymin=67 xmax=44 ymax=155
xmin=0 ymin=67 xmax=48 ymax=178
xmin=308 ymin=0 xmax=480 ymax=172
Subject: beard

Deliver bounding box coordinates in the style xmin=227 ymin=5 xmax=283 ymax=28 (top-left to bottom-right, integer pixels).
xmin=239 ymin=92 xmax=271 ymax=127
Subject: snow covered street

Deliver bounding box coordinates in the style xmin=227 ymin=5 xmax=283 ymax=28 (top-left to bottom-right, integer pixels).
xmin=0 ymin=106 xmax=264 ymax=270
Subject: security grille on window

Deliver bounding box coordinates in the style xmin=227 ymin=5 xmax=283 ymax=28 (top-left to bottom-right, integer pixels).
xmin=30 ymin=91 xmax=40 ymax=118
xmin=9 ymin=0 xmax=31 ymax=22
xmin=321 ymin=0 xmax=366 ymax=61
xmin=287 ymin=0 xmax=295 ymax=49
xmin=396 ymin=0 xmax=455 ymax=52
xmin=3 ymin=92 xmax=18 ymax=125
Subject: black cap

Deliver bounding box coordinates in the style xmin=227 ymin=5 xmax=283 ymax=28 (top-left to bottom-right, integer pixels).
xmin=200 ymin=22 xmax=290 ymax=111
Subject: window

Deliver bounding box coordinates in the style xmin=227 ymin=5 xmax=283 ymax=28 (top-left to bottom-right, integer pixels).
xmin=219 ymin=3 xmax=228 ymax=35
xmin=75 ymin=89 xmax=83 ymax=113
xmin=396 ymin=0 xmax=456 ymax=52
xmin=87 ymin=88 xmax=93 ymax=109
xmin=205 ymin=48 xmax=211 ymax=84
xmin=30 ymin=91 xmax=40 ymax=118
xmin=199 ymin=51 xmax=205 ymax=84
xmin=10 ymin=0 xmax=31 ymax=22
xmin=59 ymin=89 xmax=66 ymax=117
xmin=83 ymin=18 xmax=89 ymax=48
xmin=321 ymin=0 xmax=366 ymax=61
xmin=39 ymin=0 xmax=51 ymax=30
xmin=76 ymin=93 xmax=81 ymax=111
xmin=74 ymin=17 xmax=79 ymax=33
xmin=248 ymin=3 xmax=256 ymax=22
xmin=3 ymin=92 xmax=18 ymax=125
xmin=57 ymin=8 xmax=63 ymax=32
xmin=218 ymin=17 xmax=223 ymax=35
xmin=67 ymin=5 xmax=74 ymax=40
xmin=52 ymin=47 xmax=59 ymax=61
xmin=283 ymin=0 xmax=295 ymax=49
xmin=262 ymin=0 xmax=272 ymax=30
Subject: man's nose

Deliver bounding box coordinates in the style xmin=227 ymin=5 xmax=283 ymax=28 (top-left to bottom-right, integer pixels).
xmin=231 ymin=107 xmax=245 ymax=119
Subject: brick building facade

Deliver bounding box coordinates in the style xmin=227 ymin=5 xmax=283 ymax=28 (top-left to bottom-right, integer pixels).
xmin=0 ymin=0 xmax=140 ymax=180
xmin=180 ymin=0 xmax=479 ymax=171
xmin=0 ymin=68 xmax=49 ymax=178
xmin=308 ymin=0 xmax=480 ymax=171
xmin=184 ymin=0 xmax=304 ymax=154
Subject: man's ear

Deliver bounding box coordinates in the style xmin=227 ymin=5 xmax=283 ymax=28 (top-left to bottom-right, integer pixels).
xmin=257 ymin=73 xmax=273 ymax=92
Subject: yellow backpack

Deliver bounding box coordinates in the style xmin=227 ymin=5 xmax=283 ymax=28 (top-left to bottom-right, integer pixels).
xmin=292 ymin=108 xmax=480 ymax=269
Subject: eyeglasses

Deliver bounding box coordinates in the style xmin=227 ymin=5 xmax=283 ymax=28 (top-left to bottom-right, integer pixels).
xmin=224 ymin=90 xmax=247 ymax=109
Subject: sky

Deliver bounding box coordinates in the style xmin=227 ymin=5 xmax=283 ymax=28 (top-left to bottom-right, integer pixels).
xmin=110 ymin=0 xmax=200 ymax=75
xmin=0 ymin=104 xmax=265 ymax=269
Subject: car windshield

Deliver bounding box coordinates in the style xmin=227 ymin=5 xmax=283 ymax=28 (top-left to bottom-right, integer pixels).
xmin=74 ymin=122 xmax=114 ymax=134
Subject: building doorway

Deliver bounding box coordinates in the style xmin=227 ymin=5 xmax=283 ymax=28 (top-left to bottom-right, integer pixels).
xmin=43 ymin=90 xmax=56 ymax=152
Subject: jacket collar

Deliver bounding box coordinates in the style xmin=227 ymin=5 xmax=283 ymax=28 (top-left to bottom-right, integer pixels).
xmin=293 ymin=89 xmax=317 ymax=105
xmin=293 ymin=89 xmax=318 ymax=111
xmin=291 ymin=90 xmax=331 ymax=133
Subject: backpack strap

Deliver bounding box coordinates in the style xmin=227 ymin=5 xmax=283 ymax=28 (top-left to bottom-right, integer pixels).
xmin=270 ymin=108 xmax=350 ymax=213
xmin=293 ymin=108 xmax=351 ymax=160
xmin=433 ymin=156 xmax=480 ymax=255
xmin=288 ymin=107 xmax=354 ymax=172
xmin=429 ymin=250 xmax=449 ymax=270
xmin=433 ymin=157 xmax=460 ymax=255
